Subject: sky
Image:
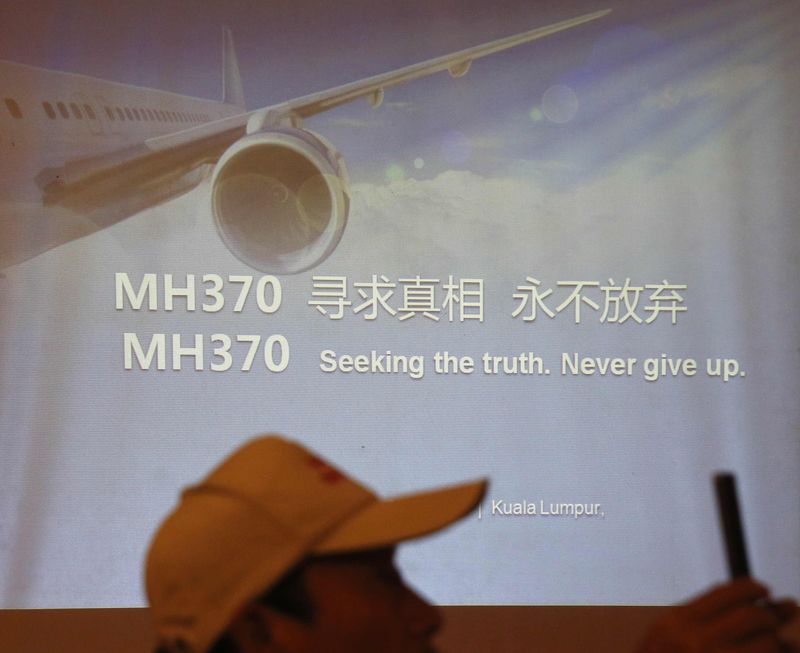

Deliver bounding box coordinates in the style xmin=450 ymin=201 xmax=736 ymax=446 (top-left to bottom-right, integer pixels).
xmin=4 ymin=0 xmax=795 ymax=187
xmin=0 ymin=0 xmax=796 ymax=184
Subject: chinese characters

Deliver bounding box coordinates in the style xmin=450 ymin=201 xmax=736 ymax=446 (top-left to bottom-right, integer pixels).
xmin=310 ymin=276 xmax=687 ymax=324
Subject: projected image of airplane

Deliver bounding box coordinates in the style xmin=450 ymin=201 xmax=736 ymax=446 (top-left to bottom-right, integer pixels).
xmin=0 ymin=10 xmax=609 ymax=273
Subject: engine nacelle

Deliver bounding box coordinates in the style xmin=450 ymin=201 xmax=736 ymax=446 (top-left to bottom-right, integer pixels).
xmin=210 ymin=127 xmax=350 ymax=274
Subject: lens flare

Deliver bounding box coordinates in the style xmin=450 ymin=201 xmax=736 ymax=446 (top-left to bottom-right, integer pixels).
xmin=385 ymin=164 xmax=406 ymax=182
xmin=541 ymin=85 xmax=579 ymax=123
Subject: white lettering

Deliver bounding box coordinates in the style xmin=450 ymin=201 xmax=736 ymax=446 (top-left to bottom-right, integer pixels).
xmin=164 ymin=274 xmax=196 ymax=311
xmin=319 ymin=350 xmax=424 ymax=380
xmin=116 ymin=273 xmax=157 ymax=310
xmin=172 ymin=333 xmax=203 ymax=370
xmin=123 ymin=333 xmax=166 ymax=369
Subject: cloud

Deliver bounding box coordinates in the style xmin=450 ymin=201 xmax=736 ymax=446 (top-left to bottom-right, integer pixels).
xmin=335 ymin=105 xmax=796 ymax=292
xmin=508 ymin=158 xmax=576 ymax=174
xmin=341 ymin=164 xmax=655 ymax=279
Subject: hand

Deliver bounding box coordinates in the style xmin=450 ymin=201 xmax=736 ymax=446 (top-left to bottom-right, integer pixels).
xmin=636 ymin=578 xmax=797 ymax=653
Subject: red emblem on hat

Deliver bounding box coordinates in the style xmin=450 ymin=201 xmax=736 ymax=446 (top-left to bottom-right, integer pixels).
xmin=305 ymin=455 xmax=345 ymax=484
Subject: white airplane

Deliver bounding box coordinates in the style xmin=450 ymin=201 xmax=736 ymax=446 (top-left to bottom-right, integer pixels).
xmin=0 ymin=10 xmax=610 ymax=273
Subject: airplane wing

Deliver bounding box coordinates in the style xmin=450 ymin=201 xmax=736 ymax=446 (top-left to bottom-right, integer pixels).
xmin=144 ymin=8 xmax=611 ymax=152
xmin=39 ymin=9 xmax=610 ymax=212
xmin=274 ymin=8 xmax=611 ymax=120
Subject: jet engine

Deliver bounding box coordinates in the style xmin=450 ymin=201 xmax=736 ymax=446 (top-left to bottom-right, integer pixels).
xmin=210 ymin=127 xmax=350 ymax=273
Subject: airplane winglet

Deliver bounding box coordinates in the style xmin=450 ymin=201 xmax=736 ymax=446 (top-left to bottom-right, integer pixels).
xmin=222 ymin=26 xmax=245 ymax=109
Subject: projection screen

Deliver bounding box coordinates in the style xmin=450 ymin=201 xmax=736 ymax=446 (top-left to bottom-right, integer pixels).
xmin=0 ymin=0 xmax=798 ymax=610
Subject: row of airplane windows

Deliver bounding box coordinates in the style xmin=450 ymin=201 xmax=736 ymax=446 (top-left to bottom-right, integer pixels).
xmin=3 ymin=96 xmax=211 ymax=125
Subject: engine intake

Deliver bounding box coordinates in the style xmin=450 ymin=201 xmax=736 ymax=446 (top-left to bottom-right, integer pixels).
xmin=211 ymin=128 xmax=349 ymax=273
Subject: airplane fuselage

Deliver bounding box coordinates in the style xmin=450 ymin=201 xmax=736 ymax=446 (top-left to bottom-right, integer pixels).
xmin=1 ymin=59 xmax=241 ymax=170
xmin=0 ymin=60 xmax=242 ymax=267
